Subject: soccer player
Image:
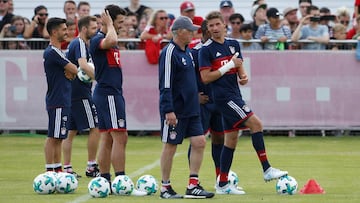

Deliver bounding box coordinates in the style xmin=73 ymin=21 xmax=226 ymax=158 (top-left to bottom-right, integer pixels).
xmin=89 ymin=5 xmax=146 ymax=196
xmin=63 ymin=15 xmax=100 ymax=178
xmin=43 ymin=17 xmax=77 ymax=172
xmin=190 ymin=19 xmax=244 ymax=193
xmin=198 ymin=11 xmax=288 ymax=195
xmin=158 ymin=16 xmax=214 ymax=199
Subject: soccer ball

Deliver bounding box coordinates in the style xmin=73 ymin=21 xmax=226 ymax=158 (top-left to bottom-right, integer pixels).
xmin=136 ymin=174 xmax=158 ymax=195
xmin=88 ymin=177 xmax=111 ymax=198
xmin=33 ymin=172 xmax=56 ymax=194
xmin=111 ymin=175 xmax=134 ymax=195
xmin=77 ymin=62 xmax=94 ymax=83
xmin=276 ymin=175 xmax=298 ymax=195
xmin=55 ymin=172 xmax=78 ymax=194
xmin=228 ymin=170 xmax=239 ymax=187
xmin=216 ymin=170 xmax=240 ymax=187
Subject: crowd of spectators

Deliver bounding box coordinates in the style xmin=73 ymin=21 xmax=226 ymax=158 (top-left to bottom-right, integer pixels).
xmin=0 ymin=0 xmax=359 ymax=51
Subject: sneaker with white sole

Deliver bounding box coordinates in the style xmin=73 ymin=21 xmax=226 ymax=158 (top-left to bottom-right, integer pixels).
xmin=184 ymin=184 xmax=214 ymax=199
xmin=263 ymin=167 xmax=288 ymax=182
xmin=131 ymin=189 xmax=148 ymax=196
xmin=216 ymin=183 xmax=246 ymax=195
xmin=160 ymin=186 xmax=183 ymax=199
xmin=214 ymin=184 xmax=244 ymax=191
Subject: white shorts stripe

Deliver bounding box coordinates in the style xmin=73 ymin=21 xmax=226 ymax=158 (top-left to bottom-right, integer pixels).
xmin=227 ymin=100 xmax=247 ymax=118
xmin=108 ymin=95 xmax=118 ymax=128
xmin=54 ymin=108 xmax=62 ymax=138
xmin=161 ymin=120 xmax=169 ymax=143
xmin=82 ymin=99 xmax=95 ymax=128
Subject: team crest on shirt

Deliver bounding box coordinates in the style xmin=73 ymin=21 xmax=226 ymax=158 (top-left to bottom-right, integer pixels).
xmin=242 ymin=105 xmax=251 ymax=113
xmin=182 ymin=57 xmax=187 ymax=66
xmin=229 ymin=46 xmax=235 ymax=54
xmin=118 ymin=119 xmax=125 ymax=128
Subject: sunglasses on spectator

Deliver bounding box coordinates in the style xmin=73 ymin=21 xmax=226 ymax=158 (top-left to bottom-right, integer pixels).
xmin=0 ymin=0 xmax=8 ymax=3
xmin=159 ymin=17 xmax=168 ymax=20
xmin=231 ymin=21 xmax=242 ymax=25
xmin=38 ymin=13 xmax=49 ymax=17
xmin=340 ymin=20 xmax=349 ymax=25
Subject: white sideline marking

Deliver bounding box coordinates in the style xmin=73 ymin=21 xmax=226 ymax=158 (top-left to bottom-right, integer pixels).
xmin=68 ymin=153 xmax=182 ymax=203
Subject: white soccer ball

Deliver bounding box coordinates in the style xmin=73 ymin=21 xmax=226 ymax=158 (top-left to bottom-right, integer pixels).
xmin=111 ymin=175 xmax=134 ymax=195
xmin=77 ymin=62 xmax=94 ymax=83
xmin=136 ymin=174 xmax=158 ymax=195
xmin=88 ymin=177 xmax=111 ymax=198
xmin=276 ymin=175 xmax=298 ymax=195
xmin=33 ymin=172 xmax=56 ymax=194
xmin=55 ymin=172 xmax=78 ymax=194
xmin=216 ymin=170 xmax=240 ymax=187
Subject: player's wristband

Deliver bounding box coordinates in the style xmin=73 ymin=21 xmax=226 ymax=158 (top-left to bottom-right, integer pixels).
xmin=218 ymin=52 xmax=239 ymax=76
xmin=218 ymin=60 xmax=235 ymax=76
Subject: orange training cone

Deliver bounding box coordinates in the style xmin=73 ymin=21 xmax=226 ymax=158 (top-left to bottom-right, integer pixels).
xmin=299 ymin=179 xmax=325 ymax=194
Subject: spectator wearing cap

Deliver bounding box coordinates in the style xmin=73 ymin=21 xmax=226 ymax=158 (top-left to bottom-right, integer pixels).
xmin=219 ymin=0 xmax=234 ymax=33
xmin=227 ymin=13 xmax=244 ymax=39
xmin=239 ymin=23 xmax=262 ymax=50
xmin=255 ymin=7 xmax=291 ymax=50
xmin=250 ymin=3 xmax=267 ymax=38
xmin=283 ymin=7 xmax=298 ymax=33
xmin=180 ymin=1 xmax=203 ymax=41
xmin=292 ymin=5 xmax=329 ymax=50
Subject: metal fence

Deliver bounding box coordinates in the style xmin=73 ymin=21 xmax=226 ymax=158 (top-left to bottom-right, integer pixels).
xmin=0 ymin=38 xmax=358 ymax=50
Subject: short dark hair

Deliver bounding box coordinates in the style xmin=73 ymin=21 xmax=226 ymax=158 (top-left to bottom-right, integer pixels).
xmin=319 ymin=7 xmax=330 ymax=14
xmin=34 ymin=5 xmax=47 ymax=15
xmin=127 ymin=11 xmax=137 ymax=17
xmin=299 ymin=0 xmax=312 ymax=4
xmin=46 ymin=17 xmax=66 ymax=35
xmin=77 ymin=15 xmax=97 ymax=30
xmin=66 ymin=19 xmax=76 ymax=27
xmin=229 ymin=13 xmax=244 ymax=23
xmin=77 ymin=1 xmax=90 ymax=10
xmin=205 ymin=11 xmax=224 ymax=23
xmin=105 ymin=4 xmax=127 ymax=21
xmin=240 ymin=23 xmax=252 ymax=32
xmin=200 ymin=19 xmax=208 ymax=34
xmin=306 ymin=5 xmax=319 ymax=15
xmin=64 ymin=0 xmax=76 ymax=6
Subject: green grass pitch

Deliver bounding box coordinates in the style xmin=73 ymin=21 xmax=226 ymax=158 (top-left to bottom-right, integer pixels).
xmin=0 ymin=133 xmax=359 ymax=203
